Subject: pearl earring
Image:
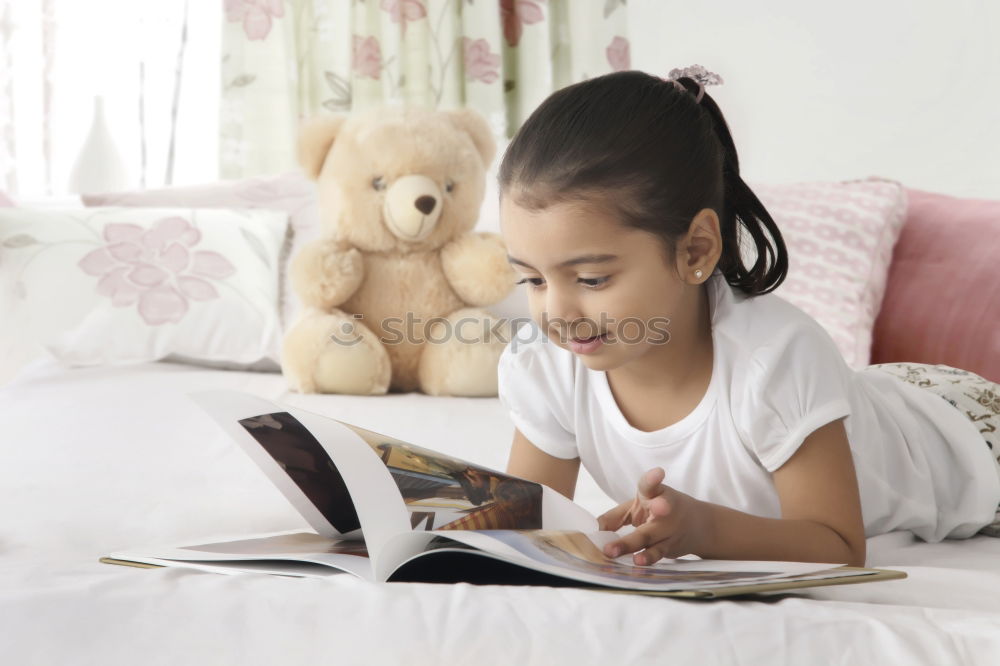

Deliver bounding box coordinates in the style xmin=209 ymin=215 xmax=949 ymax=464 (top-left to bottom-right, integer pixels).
xmin=694 ymin=269 xmax=703 ymax=279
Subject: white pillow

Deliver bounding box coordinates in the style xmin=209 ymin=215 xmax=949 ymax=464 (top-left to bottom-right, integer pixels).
xmin=0 ymin=206 xmax=288 ymax=369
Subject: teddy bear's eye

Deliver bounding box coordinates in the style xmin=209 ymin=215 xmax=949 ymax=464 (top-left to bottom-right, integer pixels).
xmin=444 ymin=179 xmax=455 ymax=193
xmin=372 ymin=176 xmax=386 ymax=191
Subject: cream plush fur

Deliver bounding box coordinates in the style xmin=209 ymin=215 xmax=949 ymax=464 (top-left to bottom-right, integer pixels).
xmin=281 ymin=107 xmax=516 ymax=396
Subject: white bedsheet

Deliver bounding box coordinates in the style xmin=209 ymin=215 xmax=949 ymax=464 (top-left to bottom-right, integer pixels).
xmin=2 ymin=359 xmax=1000 ymax=665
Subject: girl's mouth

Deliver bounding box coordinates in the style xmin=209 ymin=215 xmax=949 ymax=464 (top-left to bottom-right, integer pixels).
xmin=569 ymin=333 xmax=609 ymax=354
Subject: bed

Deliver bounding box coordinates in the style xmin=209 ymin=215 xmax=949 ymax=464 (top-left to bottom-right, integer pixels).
xmin=2 ymin=173 xmax=999 ymax=664
xmin=3 ymin=357 xmax=1000 ymax=665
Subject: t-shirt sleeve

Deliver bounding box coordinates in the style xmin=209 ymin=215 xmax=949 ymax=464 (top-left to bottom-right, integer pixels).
xmin=496 ymin=336 xmax=579 ymax=460
xmin=736 ymin=322 xmax=853 ymax=473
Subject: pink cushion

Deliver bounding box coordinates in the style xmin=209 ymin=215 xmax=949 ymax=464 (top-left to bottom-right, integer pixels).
xmin=751 ymin=177 xmax=909 ymax=369
xmin=0 ymin=190 xmax=14 ymax=207
xmin=871 ymin=189 xmax=1000 ymax=382
xmin=81 ymin=172 xmax=320 ymax=331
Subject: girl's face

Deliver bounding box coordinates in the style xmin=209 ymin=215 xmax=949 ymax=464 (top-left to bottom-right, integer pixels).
xmin=500 ymin=194 xmax=700 ymax=374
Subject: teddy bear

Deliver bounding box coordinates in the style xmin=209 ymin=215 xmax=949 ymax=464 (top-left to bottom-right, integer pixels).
xmin=280 ymin=106 xmax=516 ymax=397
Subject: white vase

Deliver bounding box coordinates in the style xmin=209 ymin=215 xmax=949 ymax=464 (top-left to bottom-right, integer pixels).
xmin=67 ymin=96 xmax=131 ymax=194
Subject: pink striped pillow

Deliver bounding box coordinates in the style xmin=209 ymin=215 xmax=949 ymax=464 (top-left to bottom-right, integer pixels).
xmin=871 ymin=189 xmax=1000 ymax=382
xmin=750 ymin=177 xmax=909 ymax=369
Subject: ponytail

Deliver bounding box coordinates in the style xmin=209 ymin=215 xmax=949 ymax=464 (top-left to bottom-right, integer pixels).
xmin=683 ymin=77 xmax=788 ymax=296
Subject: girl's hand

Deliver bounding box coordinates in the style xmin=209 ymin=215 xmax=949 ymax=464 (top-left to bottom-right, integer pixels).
xmin=596 ymin=467 xmax=711 ymax=565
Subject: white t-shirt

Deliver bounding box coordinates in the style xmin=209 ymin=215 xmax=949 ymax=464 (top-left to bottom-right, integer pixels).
xmin=497 ymin=268 xmax=1000 ymax=542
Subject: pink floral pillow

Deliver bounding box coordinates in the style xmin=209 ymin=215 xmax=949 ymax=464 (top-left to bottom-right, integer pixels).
xmin=77 ymin=216 xmax=238 ymax=326
xmin=0 ymin=206 xmax=288 ymax=369
xmin=749 ymin=177 xmax=909 ymax=369
xmin=82 ymin=171 xmax=320 ymax=330
xmin=0 ymin=190 xmax=14 ymax=207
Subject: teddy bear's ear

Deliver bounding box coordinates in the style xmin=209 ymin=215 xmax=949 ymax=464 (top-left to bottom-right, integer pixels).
xmin=444 ymin=108 xmax=496 ymax=168
xmin=297 ymin=115 xmax=348 ymax=181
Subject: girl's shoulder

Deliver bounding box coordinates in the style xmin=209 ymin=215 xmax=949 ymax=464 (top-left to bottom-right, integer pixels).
xmin=719 ymin=292 xmax=857 ymax=473
xmin=714 ymin=277 xmax=843 ymax=366
xmin=498 ymin=320 xmax=577 ymax=388
xmin=497 ymin=321 xmax=579 ymax=441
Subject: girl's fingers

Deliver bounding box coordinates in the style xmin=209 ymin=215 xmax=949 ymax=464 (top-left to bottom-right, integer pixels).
xmin=634 ymin=538 xmax=676 ymax=566
xmin=603 ymin=519 xmax=670 ymax=558
xmin=629 ymin=499 xmax=649 ymax=526
xmin=646 ymin=495 xmax=672 ymax=520
xmin=637 ymin=467 xmax=666 ymax=498
xmin=597 ymin=500 xmax=633 ymax=531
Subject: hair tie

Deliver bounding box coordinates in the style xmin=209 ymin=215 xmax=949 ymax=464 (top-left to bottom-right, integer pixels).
xmin=664 ymin=64 xmax=724 ymax=103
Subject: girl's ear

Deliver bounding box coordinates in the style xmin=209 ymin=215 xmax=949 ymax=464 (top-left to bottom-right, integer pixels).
xmin=297 ymin=115 xmax=348 ymax=180
xmin=445 ymin=108 xmax=496 ymax=167
xmin=679 ymin=209 xmax=723 ymax=275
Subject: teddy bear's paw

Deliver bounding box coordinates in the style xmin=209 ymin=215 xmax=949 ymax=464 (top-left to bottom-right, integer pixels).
xmin=440 ymin=232 xmax=516 ymax=306
xmin=290 ymin=240 xmax=364 ymax=310
xmin=417 ymin=308 xmax=512 ymax=397
xmin=281 ymin=311 xmax=390 ymax=395
xmin=318 ymin=246 xmax=364 ymax=299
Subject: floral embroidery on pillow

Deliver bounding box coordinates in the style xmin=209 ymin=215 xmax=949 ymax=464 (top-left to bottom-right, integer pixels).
xmin=78 ymin=216 xmax=236 ymax=325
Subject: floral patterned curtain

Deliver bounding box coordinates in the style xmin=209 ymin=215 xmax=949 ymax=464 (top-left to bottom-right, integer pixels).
xmin=221 ymin=0 xmax=632 ymax=178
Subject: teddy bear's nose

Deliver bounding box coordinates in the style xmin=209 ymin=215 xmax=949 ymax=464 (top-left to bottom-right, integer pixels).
xmin=414 ymin=196 xmax=437 ymax=215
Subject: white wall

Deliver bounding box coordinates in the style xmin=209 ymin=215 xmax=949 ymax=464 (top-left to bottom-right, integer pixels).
xmin=629 ymin=0 xmax=1000 ymax=199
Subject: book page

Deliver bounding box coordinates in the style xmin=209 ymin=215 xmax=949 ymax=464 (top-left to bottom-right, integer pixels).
xmin=541 ymin=486 xmax=599 ymax=532
xmin=190 ymin=391 xmax=411 ymax=574
xmin=191 ymin=391 xmax=363 ymax=539
xmin=336 ymin=422 xmax=597 ymax=532
xmin=107 ymin=530 xmax=374 ymax=580
xmin=418 ymin=530 xmax=865 ymax=592
xmin=337 ymin=422 xmax=553 ymax=532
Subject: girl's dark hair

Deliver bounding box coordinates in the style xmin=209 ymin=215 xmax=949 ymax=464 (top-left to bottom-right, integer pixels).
xmin=498 ymin=70 xmax=787 ymax=296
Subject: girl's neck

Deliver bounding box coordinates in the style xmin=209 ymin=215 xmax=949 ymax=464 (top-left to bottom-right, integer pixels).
xmin=603 ymin=288 xmax=714 ymax=433
xmin=608 ymin=282 xmax=713 ymax=396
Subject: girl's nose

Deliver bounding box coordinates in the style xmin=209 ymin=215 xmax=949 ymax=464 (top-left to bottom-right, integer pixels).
xmin=544 ymin=285 xmax=583 ymax=334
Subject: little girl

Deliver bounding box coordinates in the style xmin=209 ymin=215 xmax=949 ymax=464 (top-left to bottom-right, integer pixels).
xmin=495 ymin=67 xmax=1000 ymax=568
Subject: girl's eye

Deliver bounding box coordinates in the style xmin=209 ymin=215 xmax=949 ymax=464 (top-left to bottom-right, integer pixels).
xmin=514 ymin=277 xmax=609 ymax=289
xmin=444 ymin=179 xmax=456 ymax=193
xmin=372 ymin=176 xmax=386 ymax=191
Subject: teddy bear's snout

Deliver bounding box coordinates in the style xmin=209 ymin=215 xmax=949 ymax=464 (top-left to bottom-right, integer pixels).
xmin=383 ymin=174 xmax=444 ymax=241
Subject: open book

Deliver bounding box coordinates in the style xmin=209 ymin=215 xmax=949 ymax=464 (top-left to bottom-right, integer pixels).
xmin=101 ymin=390 xmax=906 ymax=598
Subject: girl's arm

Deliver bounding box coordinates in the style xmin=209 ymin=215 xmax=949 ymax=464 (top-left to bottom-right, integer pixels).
xmin=506 ymin=427 xmax=581 ymax=500
xmin=602 ymin=418 xmax=868 ymax=567
xmin=700 ymin=416 xmax=867 ymax=565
